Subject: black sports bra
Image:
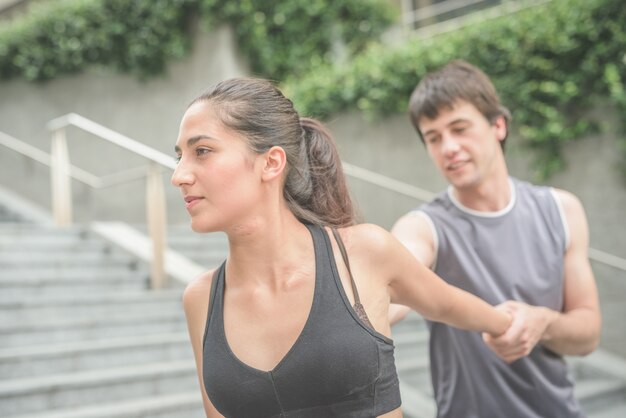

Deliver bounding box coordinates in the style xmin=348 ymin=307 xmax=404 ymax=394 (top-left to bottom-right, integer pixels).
xmin=201 ymin=223 xmax=401 ymax=417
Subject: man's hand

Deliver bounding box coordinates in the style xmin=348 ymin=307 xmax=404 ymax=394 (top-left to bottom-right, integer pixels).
xmin=482 ymin=301 xmax=558 ymax=363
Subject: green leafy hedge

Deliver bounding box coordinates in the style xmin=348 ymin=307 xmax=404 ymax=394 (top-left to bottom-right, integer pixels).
xmin=0 ymin=0 xmax=394 ymax=82
xmin=284 ymin=0 xmax=626 ymax=179
xmin=199 ymin=0 xmax=396 ymax=81
xmin=0 ymin=0 xmax=195 ymax=80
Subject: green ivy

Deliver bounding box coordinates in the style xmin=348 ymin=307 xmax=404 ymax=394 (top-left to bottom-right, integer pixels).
xmin=199 ymin=0 xmax=396 ymax=81
xmin=0 ymin=0 xmax=394 ymax=82
xmin=0 ymin=0 xmax=195 ymax=81
xmin=284 ymin=0 xmax=626 ymax=180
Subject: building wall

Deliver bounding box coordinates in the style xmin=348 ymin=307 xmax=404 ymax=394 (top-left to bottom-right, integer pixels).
xmin=1 ymin=24 xmax=624 ymax=261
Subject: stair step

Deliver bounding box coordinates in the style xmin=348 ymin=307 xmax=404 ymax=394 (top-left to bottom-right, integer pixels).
xmin=395 ymin=356 xmax=430 ymax=373
xmin=0 ymin=288 xmax=182 ymax=308
xmin=393 ymin=329 xmax=429 ymax=346
xmin=0 ymin=252 xmax=139 ymax=267
xmin=7 ymin=391 xmax=203 ymax=418
xmin=0 ymin=266 xmax=147 ymax=281
xmin=0 ymin=228 xmax=91 ymax=241
xmin=0 ymin=224 xmax=88 ymax=234
xmin=0 ymin=361 xmax=197 ymax=416
xmin=1 ymin=281 xmax=148 ymax=301
xmin=588 ymin=401 xmax=626 ymax=418
xmin=0 ymin=272 xmax=148 ymax=302
xmin=398 ymin=378 xmax=436 ymax=418
xmin=0 ymin=239 xmax=113 ymax=252
xmin=0 ymin=311 xmax=186 ymax=348
xmin=577 ymin=378 xmax=626 ymax=413
xmin=0 ymin=333 xmax=191 ymax=378
xmin=0 ymin=291 xmax=183 ymax=322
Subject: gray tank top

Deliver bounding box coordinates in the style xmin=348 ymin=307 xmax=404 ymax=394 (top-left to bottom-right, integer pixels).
xmin=202 ymin=223 xmax=401 ymax=418
xmin=419 ymin=177 xmax=584 ymax=418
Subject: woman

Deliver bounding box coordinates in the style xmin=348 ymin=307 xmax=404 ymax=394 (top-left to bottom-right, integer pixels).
xmin=172 ymin=77 xmax=510 ymax=418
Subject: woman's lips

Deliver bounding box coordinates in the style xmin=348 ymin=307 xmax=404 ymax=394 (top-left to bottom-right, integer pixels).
xmin=184 ymin=196 xmax=203 ymax=209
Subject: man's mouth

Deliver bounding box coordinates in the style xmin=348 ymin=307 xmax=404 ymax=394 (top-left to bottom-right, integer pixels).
xmin=447 ymin=160 xmax=467 ymax=171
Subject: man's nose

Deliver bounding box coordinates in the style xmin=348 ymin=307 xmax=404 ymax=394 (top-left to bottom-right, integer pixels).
xmin=441 ymin=133 xmax=460 ymax=157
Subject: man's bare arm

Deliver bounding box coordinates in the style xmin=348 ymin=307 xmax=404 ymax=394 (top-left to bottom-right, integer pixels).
xmin=389 ymin=211 xmax=436 ymax=324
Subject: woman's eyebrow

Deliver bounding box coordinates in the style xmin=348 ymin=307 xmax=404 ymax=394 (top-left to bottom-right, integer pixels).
xmin=174 ymin=135 xmax=216 ymax=153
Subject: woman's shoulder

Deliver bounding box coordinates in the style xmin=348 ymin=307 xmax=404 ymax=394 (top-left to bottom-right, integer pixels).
xmin=182 ymin=268 xmax=218 ymax=311
xmin=334 ymin=223 xmax=395 ymax=259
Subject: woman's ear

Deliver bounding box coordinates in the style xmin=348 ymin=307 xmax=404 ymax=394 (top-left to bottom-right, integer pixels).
xmin=261 ymin=146 xmax=287 ymax=182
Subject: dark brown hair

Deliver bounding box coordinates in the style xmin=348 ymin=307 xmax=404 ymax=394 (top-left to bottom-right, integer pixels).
xmin=191 ymin=77 xmax=356 ymax=227
xmin=408 ymin=60 xmax=512 ymax=149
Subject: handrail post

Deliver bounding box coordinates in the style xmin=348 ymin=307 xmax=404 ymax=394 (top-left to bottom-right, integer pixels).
xmin=146 ymin=162 xmax=167 ymax=289
xmin=50 ymin=128 xmax=73 ymax=226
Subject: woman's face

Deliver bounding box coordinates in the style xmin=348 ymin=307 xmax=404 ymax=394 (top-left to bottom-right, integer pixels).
xmin=171 ymin=101 xmax=264 ymax=232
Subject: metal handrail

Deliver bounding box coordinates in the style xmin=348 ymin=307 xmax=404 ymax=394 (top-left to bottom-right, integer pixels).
xmin=401 ymin=0 xmax=553 ymax=37
xmin=402 ymin=0 xmax=486 ymax=26
xmin=2 ymin=119 xmax=626 ymax=277
xmin=0 ymin=130 xmax=149 ymax=188
xmin=47 ymin=114 xmax=176 ymax=169
xmin=45 ymin=113 xmax=175 ymax=289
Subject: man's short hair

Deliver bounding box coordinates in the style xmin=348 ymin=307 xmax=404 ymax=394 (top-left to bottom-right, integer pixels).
xmin=408 ymin=60 xmax=511 ymax=149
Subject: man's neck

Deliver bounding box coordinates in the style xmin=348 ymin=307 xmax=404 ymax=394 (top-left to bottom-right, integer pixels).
xmin=452 ymin=174 xmax=512 ymax=213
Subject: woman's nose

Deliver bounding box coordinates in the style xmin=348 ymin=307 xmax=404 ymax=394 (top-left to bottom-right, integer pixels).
xmin=171 ymin=162 xmax=194 ymax=187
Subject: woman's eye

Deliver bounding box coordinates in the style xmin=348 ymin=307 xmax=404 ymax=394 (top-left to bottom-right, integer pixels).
xmin=196 ymin=147 xmax=211 ymax=157
xmin=175 ymin=155 xmax=182 ymax=163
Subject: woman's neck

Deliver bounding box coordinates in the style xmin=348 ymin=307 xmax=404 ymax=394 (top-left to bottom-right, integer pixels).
xmin=225 ymin=211 xmax=314 ymax=290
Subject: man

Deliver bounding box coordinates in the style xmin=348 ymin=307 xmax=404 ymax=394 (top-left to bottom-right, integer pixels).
xmin=391 ymin=60 xmax=601 ymax=418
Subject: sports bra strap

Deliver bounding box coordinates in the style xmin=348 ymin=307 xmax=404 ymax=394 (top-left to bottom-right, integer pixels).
xmin=331 ymin=228 xmax=374 ymax=329
xmin=202 ymin=264 xmax=224 ymax=350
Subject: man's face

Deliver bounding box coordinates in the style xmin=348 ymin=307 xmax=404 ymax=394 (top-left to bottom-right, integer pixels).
xmin=418 ymin=100 xmax=506 ymax=190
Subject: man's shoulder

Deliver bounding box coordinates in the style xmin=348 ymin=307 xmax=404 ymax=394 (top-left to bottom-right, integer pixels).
xmin=419 ymin=188 xmax=452 ymax=213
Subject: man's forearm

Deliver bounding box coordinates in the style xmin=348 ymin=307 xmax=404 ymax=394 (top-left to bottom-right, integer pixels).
xmin=541 ymin=307 xmax=601 ymax=356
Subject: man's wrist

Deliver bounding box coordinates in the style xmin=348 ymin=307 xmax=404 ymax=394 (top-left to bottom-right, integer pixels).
xmin=539 ymin=307 xmax=560 ymax=343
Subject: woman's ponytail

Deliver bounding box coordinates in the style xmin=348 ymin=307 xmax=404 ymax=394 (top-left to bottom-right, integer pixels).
xmin=283 ymin=118 xmax=356 ymax=227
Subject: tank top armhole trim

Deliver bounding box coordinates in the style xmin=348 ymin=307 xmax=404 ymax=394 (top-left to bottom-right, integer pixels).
xmin=549 ymin=188 xmax=571 ymax=251
xmin=202 ymin=262 xmax=225 ymax=351
xmin=320 ymin=226 xmax=394 ymax=346
xmin=413 ymin=210 xmax=439 ymax=271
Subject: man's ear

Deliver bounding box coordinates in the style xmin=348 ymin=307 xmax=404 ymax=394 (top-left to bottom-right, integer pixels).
xmin=493 ymin=115 xmax=508 ymax=143
xmin=261 ymin=146 xmax=287 ymax=182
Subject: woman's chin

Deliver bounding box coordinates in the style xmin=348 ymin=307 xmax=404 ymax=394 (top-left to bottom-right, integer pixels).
xmin=189 ymin=219 xmax=216 ymax=233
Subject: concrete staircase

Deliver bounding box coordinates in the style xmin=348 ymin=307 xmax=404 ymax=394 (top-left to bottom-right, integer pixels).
xmin=1 ymin=206 xmax=625 ymax=417
xmin=0 ymin=212 xmax=222 ymax=417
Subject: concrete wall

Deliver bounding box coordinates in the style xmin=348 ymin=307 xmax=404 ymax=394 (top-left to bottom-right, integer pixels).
xmin=1 ymin=24 xmax=624 ymax=259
